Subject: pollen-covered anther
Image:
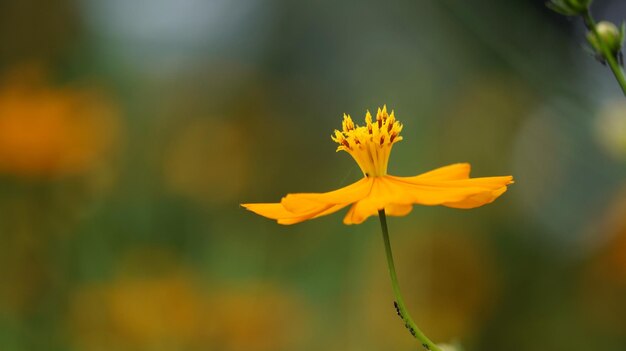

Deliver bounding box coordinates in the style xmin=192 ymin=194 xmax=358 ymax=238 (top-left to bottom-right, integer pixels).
xmin=390 ymin=132 xmax=397 ymax=143
xmin=342 ymin=114 xmax=355 ymax=132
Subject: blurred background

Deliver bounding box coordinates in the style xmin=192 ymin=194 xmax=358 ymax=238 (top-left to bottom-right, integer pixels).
xmin=0 ymin=0 xmax=625 ymax=350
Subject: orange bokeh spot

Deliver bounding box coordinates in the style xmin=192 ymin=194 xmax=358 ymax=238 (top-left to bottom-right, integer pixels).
xmin=0 ymin=65 xmax=119 ymax=178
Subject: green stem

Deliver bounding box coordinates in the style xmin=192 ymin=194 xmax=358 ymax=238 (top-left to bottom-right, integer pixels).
xmin=582 ymin=10 xmax=626 ymax=96
xmin=378 ymin=209 xmax=442 ymax=351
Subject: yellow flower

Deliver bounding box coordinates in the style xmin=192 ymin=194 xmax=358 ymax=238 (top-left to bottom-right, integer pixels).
xmin=0 ymin=65 xmax=119 ymax=178
xmin=242 ymin=106 xmax=513 ymax=225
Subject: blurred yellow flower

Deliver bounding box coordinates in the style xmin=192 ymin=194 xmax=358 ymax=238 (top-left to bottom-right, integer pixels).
xmin=206 ymin=283 xmax=311 ymax=351
xmin=69 ymin=251 xmax=311 ymax=351
xmin=70 ymin=272 xmax=206 ymax=351
xmin=243 ymin=106 xmax=513 ymax=224
xmin=0 ymin=65 xmax=119 ymax=178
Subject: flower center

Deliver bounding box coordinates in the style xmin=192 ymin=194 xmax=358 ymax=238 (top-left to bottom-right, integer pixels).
xmin=331 ymin=105 xmax=403 ymax=177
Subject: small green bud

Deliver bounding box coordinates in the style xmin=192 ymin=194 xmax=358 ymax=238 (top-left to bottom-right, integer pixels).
xmin=546 ymin=0 xmax=592 ymax=16
xmin=587 ymin=21 xmax=625 ymax=55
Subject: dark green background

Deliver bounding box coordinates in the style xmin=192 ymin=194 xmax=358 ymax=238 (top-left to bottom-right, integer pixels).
xmin=0 ymin=0 xmax=625 ymax=350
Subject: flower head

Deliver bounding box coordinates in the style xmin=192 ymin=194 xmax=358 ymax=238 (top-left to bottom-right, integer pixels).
xmin=242 ymin=106 xmax=513 ymax=225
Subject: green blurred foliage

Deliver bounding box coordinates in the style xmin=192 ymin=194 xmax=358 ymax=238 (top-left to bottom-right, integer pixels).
xmin=1 ymin=0 xmax=626 ymax=350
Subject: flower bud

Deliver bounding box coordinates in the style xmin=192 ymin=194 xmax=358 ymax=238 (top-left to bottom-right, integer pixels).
xmin=546 ymin=0 xmax=592 ymax=16
xmin=587 ymin=21 xmax=625 ymax=56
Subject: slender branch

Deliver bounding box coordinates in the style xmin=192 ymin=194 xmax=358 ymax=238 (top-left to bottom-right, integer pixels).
xmin=582 ymin=10 xmax=626 ymax=96
xmin=378 ymin=209 xmax=442 ymax=351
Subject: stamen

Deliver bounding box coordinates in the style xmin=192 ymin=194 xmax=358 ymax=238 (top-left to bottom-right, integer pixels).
xmin=342 ymin=114 xmax=355 ymax=132
xmin=331 ymin=106 xmax=403 ymax=177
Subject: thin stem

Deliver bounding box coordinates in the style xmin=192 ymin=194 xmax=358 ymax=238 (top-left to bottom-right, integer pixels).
xmin=582 ymin=10 xmax=626 ymax=96
xmin=378 ymin=209 xmax=442 ymax=351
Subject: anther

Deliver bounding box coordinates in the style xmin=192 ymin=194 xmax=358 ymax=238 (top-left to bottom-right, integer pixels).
xmin=380 ymin=135 xmax=385 ymax=145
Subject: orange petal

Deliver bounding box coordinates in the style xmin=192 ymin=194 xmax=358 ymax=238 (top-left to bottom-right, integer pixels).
xmin=344 ymin=202 xmax=372 ymax=225
xmin=278 ymin=203 xmax=351 ymax=225
xmin=343 ymin=178 xmax=393 ymax=224
xmin=242 ymin=178 xmax=373 ymax=225
xmin=409 ymin=163 xmax=471 ymax=181
xmin=281 ymin=177 xmax=373 ymax=213
xmin=385 ymin=203 xmax=413 ymax=217
xmin=442 ymin=184 xmax=509 ymax=209
xmin=241 ymin=203 xmax=295 ymax=219
xmin=241 ymin=202 xmax=351 ymax=225
xmin=343 ymin=200 xmax=412 ymax=224
xmin=342 ymin=171 xmax=507 ymax=224
xmin=386 ymin=175 xmax=513 ymax=208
